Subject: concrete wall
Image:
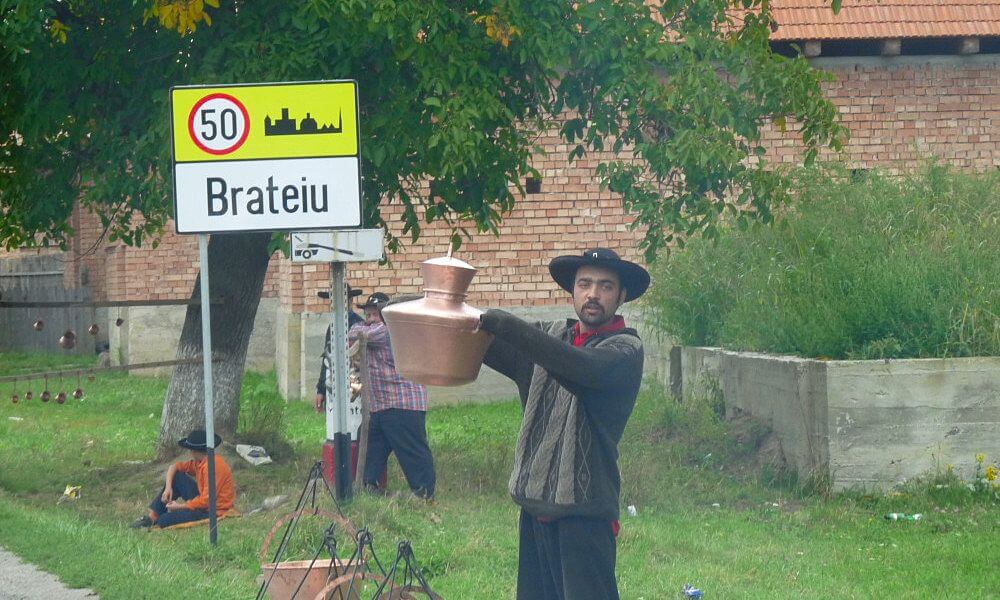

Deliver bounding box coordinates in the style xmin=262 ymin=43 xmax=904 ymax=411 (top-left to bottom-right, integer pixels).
xmin=674 ymin=347 xmax=830 ymax=480
xmin=826 ymin=358 xmax=1000 ymax=489
xmin=672 ymin=347 xmax=1000 ymax=491
xmin=272 ymin=301 xmax=665 ymax=405
xmin=109 ymin=298 xmax=277 ymax=376
xmin=274 ymin=304 xmax=573 ymax=404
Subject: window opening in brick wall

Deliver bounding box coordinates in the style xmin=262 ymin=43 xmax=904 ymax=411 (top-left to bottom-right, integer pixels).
xmin=902 ymin=37 xmax=964 ymax=56
xmin=525 ymin=177 xmax=542 ymax=194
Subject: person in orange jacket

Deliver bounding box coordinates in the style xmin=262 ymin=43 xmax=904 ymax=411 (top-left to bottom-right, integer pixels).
xmin=130 ymin=429 xmax=236 ymax=529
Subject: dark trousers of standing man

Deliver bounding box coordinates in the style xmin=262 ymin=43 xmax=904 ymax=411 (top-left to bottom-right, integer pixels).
xmin=517 ymin=511 xmax=619 ymax=600
xmin=363 ymin=408 xmax=436 ymax=498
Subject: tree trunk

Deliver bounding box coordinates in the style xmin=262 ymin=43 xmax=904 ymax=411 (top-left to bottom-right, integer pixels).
xmin=156 ymin=232 xmax=272 ymax=459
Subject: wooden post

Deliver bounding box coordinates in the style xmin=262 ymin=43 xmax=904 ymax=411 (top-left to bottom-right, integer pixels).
xmin=802 ymin=40 xmax=822 ymax=58
xmin=880 ymin=39 xmax=901 ymax=56
xmin=353 ymin=336 xmax=373 ymax=490
xmin=958 ymin=37 xmax=980 ymax=55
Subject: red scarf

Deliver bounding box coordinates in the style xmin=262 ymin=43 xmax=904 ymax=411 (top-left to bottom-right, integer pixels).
xmin=572 ymin=315 xmax=626 ymax=347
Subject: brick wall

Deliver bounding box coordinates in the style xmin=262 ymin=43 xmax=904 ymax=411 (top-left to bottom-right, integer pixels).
xmin=38 ymin=56 xmax=1000 ymax=311
xmin=766 ymin=58 xmax=999 ymax=169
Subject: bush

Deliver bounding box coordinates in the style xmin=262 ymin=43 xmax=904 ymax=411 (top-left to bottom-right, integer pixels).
xmin=645 ymin=164 xmax=1000 ymax=359
xmin=237 ymin=372 xmax=289 ymax=456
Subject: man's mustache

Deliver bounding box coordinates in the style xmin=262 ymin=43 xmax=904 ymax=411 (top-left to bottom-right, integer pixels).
xmin=583 ymin=302 xmax=603 ymax=311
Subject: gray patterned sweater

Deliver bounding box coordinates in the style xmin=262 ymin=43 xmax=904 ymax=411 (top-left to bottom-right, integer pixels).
xmin=480 ymin=309 xmax=643 ymax=521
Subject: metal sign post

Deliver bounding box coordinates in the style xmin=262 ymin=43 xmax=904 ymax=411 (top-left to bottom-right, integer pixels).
xmin=297 ymin=229 xmax=384 ymax=500
xmin=328 ymin=263 xmax=352 ymax=501
xmin=197 ymin=234 xmax=219 ymax=545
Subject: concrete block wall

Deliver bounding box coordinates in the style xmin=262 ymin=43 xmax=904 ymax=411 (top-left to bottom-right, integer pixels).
xmin=671 ymin=347 xmax=1000 ymax=490
xmin=110 ymin=298 xmax=277 ymax=376
xmin=825 ymin=358 xmax=1000 ymax=489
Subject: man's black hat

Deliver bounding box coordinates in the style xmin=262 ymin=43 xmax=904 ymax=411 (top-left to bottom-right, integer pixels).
xmin=356 ymin=292 xmax=391 ymax=310
xmin=549 ymin=248 xmax=650 ymax=302
xmin=318 ymin=285 xmax=363 ymax=300
xmin=178 ymin=429 xmax=223 ymax=451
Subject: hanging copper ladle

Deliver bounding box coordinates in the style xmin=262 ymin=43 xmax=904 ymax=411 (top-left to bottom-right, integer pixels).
xmin=73 ymin=371 xmax=85 ymax=400
xmin=59 ymin=329 xmax=76 ymax=350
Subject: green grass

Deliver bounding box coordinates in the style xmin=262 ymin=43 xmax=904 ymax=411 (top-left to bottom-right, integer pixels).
xmin=645 ymin=164 xmax=1000 ymax=359
xmin=0 ymin=354 xmax=997 ymax=598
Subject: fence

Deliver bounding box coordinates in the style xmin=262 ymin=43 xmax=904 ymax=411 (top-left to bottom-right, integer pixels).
xmin=0 ymin=254 xmax=102 ymax=355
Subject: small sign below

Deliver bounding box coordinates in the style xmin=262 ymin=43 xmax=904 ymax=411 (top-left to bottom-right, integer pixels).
xmin=291 ymin=229 xmax=385 ymax=263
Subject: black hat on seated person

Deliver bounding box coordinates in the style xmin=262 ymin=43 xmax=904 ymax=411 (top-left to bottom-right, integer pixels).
xmin=357 ymin=292 xmax=391 ymax=310
xmin=178 ymin=429 xmax=223 ymax=451
xmin=549 ymin=248 xmax=650 ymax=302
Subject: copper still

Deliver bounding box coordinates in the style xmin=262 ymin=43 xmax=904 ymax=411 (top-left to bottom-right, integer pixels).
xmin=381 ymin=255 xmax=493 ymax=386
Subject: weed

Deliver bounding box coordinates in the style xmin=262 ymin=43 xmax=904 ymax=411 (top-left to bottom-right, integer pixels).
xmin=645 ymin=163 xmax=1000 ymax=359
xmin=237 ymin=371 xmax=290 ymax=458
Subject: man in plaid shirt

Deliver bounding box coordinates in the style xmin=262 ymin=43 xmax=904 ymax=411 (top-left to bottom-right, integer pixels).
xmin=350 ymin=292 xmax=436 ymax=499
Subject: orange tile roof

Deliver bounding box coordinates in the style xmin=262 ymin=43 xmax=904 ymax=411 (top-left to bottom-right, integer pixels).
xmin=766 ymin=1 xmax=1000 ymax=41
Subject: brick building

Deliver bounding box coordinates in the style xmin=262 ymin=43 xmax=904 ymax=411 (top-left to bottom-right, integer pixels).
xmin=3 ymin=1 xmax=999 ymax=401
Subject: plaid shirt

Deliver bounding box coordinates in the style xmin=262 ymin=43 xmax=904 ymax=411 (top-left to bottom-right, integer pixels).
xmin=349 ymin=321 xmax=427 ymax=412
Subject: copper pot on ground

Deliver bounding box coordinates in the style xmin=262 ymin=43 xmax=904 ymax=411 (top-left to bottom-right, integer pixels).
xmin=381 ymin=255 xmax=493 ymax=387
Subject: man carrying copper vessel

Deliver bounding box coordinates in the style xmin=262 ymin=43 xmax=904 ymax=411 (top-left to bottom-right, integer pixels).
xmin=350 ymin=292 xmax=436 ymax=499
xmin=478 ymin=248 xmax=649 ymax=600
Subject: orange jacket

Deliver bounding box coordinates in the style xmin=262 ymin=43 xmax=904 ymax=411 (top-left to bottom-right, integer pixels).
xmin=175 ymin=455 xmax=236 ymax=513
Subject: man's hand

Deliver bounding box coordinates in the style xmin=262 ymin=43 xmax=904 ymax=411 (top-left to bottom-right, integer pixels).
xmin=161 ymin=487 xmax=174 ymax=504
xmin=314 ymin=393 xmax=326 ymax=413
xmin=165 ymin=500 xmax=184 ymax=512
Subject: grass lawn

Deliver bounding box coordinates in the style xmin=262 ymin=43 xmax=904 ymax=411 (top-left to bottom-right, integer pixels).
xmin=0 ymin=352 xmax=996 ymax=598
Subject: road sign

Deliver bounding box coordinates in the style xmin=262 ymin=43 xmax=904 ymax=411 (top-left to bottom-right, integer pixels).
xmin=291 ymin=229 xmax=385 ymax=263
xmin=170 ymin=80 xmax=362 ymax=234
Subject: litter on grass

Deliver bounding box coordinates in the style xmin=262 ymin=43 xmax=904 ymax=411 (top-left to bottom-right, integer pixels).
xmin=236 ymin=444 xmax=273 ymax=466
xmin=58 ymin=484 xmax=82 ymax=503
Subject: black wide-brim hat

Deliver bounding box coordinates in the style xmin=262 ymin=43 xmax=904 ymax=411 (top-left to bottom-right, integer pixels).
xmin=549 ymin=248 xmax=650 ymax=302
xmin=357 ymin=292 xmax=391 ymax=310
xmin=178 ymin=429 xmax=223 ymax=451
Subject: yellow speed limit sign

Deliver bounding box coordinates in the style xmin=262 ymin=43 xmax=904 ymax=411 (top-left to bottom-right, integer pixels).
xmin=170 ymin=80 xmax=361 ymax=234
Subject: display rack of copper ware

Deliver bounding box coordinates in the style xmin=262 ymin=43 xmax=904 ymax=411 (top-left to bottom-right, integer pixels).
xmin=381 ymin=250 xmax=493 ymax=387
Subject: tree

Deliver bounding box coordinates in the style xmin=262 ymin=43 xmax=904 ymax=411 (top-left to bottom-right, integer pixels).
xmin=1 ymin=0 xmax=846 ymax=456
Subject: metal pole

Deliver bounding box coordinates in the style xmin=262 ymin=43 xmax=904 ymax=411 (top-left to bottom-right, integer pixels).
xmin=328 ymin=262 xmax=352 ymax=502
xmin=198 ymin=234 xmax=219 ymax=545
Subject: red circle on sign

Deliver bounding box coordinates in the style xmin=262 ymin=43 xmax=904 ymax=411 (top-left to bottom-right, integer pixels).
xmin=187 ymin=93 xmax=251 ymax=155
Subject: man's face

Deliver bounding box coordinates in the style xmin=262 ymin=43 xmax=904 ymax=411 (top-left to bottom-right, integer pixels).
xmin=364 ymin=306 xmax=383 ymax=325
xmin=573 ymin=265 xmax=626 ymax=332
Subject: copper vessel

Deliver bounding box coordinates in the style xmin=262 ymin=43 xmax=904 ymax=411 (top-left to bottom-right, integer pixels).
xmin=381 ymin=255 xmax=493 ymax=386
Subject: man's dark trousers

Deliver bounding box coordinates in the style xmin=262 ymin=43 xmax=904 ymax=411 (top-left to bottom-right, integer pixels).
xmin=517 ymin=511 xmax=618 ymax=600
xmin=148 ymin=472 xmax=209 ymax=528
xmin=363 ymin=408 xmax=435 ymax=498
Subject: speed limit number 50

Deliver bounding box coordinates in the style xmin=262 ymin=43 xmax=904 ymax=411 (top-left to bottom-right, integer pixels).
xmin=187 ymin=93 xmax=250 ymax=155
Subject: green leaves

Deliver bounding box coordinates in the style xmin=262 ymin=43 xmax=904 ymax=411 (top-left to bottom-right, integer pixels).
xmin=1 ymin=0 xmax=844 ymax=261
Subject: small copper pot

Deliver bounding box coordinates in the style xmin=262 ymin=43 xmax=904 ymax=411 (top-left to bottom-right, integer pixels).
xmin=381 ymin=256 xmax=493 ymax=386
